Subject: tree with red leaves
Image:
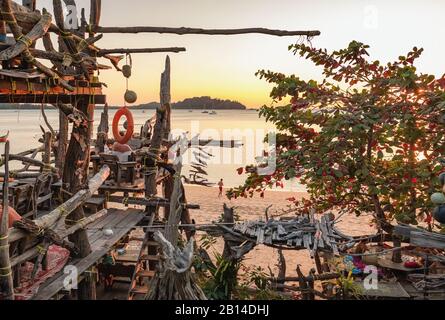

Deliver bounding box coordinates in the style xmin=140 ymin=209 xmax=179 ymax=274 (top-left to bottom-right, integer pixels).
xmin=228 ymin=41 xmax=445 ymax=232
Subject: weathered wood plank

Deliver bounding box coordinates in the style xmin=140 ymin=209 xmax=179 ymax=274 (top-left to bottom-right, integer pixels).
xmin=32 ymin=209 xmax=144 ymax=300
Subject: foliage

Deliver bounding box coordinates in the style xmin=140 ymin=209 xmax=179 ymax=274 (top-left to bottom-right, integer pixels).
xmin=199 ymin=252 xmax=241 ymax=300
xmin=228 ymin=41 xmax=445 ymax=227
xmin=335 ymin=271 xmax=363 ymax=300
xmin=236 ymin=265 xmax=286 ymax=300
xmin=194 ymin=235 xmax=285 ymax=300
xmin=194 ymin=234 xmax=241 ymax=300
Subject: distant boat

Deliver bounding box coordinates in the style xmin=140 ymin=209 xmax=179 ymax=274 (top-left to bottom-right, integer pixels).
xmin=189 ymin=110 xmax=193 ymax=113
xmin=209 ymin=111 xmax=217 ymax=115
xmin=202 ymin=110 xmax=209 ymax=114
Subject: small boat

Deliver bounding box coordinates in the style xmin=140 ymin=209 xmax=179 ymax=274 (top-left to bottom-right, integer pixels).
xmin=0 ymin=131 xmax=9 ymax=143
xmin=209 ymin=111 xmax=217 ymax=115
xmin=202 ymin=110 xmax=209 ymax=114
xmin=188 ymin=110 xmax=193 ymax=113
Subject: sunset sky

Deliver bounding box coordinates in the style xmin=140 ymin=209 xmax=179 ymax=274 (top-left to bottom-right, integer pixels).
xmin=36 ymin=0 xmax=445 ymax=108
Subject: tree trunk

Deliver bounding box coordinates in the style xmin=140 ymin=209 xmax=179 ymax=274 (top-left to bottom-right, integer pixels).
xmin=63 ymin=102 xmax=93 ymax=252
xmin=62 ymin=101 xmax=94 ymax=299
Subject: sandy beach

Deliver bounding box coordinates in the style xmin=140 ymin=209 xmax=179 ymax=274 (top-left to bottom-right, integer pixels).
xmin=184 ymin=185 xmax=375 ymax=278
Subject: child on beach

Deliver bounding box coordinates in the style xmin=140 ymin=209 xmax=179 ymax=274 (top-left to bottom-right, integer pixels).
xmin=218 ymin=179 xmax=224 ymax=198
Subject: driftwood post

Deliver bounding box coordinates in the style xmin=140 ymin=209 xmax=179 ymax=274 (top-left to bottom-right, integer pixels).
xmin=221 ymin=204 xmax=239 ymax=298
xmin=96 ymin=103 xmax=109 ymax=153
xmin=158 ymin=56 xmax=193 ymax=235
xmin=145 ymin=62 xmax=169 ymax=216
xmin=62 ymin=100 xmax=96 ymax=300
xmin=161 ymin=56 xmax=174 ymax=220
xmin=146 ymin=163 xmax=206 ymax=300
xmin=56 ymin=112 xmax=68 ymax=176
xmin=275 ymin=249 xmax=286 ymax=292
xmin=0 ymin=141 xmax=14 ymax=300
xmin=43 ymin=131 xmax=53 ymax=173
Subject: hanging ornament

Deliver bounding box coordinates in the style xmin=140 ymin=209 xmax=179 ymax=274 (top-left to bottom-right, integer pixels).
xmin=124 ymin=90 xmax=137 ymax=104
xmin=122 ymin=64 xmax=132 ymax=78
xmin=122 ymin=53 xmax=137 ymax=104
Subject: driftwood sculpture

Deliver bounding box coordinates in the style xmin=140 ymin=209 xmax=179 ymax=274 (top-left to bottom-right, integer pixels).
xmin=146 ymin=163 xmax=207 ymax=300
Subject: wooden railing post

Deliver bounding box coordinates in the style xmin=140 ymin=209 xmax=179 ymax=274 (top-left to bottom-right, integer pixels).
xmin=0 ymin=141 xmax=14 ymax=300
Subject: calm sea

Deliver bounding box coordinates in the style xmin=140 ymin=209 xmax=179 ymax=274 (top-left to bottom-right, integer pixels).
xmin=0 ymin=108 xmax=304 ymax=191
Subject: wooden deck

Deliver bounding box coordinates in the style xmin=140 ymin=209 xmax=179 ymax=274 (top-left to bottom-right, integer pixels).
xmin=31 ymin=208 xmax=146 ymax=300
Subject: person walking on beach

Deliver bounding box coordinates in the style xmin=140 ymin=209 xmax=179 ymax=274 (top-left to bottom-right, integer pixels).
xmin=218 ymin=179 xmax=224 ymax=198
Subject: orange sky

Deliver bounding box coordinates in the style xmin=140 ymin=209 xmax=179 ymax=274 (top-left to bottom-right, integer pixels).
xmin=37 ymin=0 xmax=445 ymax=108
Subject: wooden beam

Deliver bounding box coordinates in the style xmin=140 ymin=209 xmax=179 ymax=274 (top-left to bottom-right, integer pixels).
xmin=0 ymin=141 xmax=14 ymax=300
xmin=98 ymin=47 xmax=186 ymax=55
xmin=0 ymin=94 xmax=106 ymax=104
xmin=106 ymin=195 xmax=200 ymax=210
xmin=95 ymin=26 xmax=321 ymax=37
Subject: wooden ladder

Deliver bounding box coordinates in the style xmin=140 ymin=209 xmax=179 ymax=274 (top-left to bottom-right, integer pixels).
xmin=127 ymin=216 xmax=161 ymax=300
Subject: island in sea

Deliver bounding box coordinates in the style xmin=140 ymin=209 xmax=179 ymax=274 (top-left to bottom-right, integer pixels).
xmin=0 ymin=96 xmax=248 ymax=110
xmin=131 ymin=96 xmax=247 ymax=110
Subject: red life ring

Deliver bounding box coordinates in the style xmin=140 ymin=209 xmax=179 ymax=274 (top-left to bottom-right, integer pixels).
xmin=112 ymin=107 xmax=134 ymax=144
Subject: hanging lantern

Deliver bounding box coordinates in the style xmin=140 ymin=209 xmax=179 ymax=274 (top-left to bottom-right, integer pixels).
xmin=122 ymin=64 xmax=132 ymax=78
xmin=431 ymin=192 xmax=445 ymax=205
xmin=124 ymin=90 xmax=137 ymax=104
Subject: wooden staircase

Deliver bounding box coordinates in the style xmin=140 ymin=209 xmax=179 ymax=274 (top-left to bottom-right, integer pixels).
xmin=127 ymin=216 xmax=161 ymax=300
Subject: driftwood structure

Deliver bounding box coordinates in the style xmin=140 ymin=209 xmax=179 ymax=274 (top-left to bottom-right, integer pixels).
xmin=0 ymin=0 xmax=321 ymax=301
xmin=0 ymin=0 xmax=444 ymax=301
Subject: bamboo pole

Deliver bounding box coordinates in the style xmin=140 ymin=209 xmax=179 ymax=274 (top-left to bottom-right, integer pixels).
xmin=95 ymin=26 xmax=321 ymax=37
xmin=0 ymin=141 xmax=14 ymax=300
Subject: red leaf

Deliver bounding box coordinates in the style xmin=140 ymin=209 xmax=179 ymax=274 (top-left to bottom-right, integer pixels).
xmin=237 ymin=167 xmax=244 ymax=175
